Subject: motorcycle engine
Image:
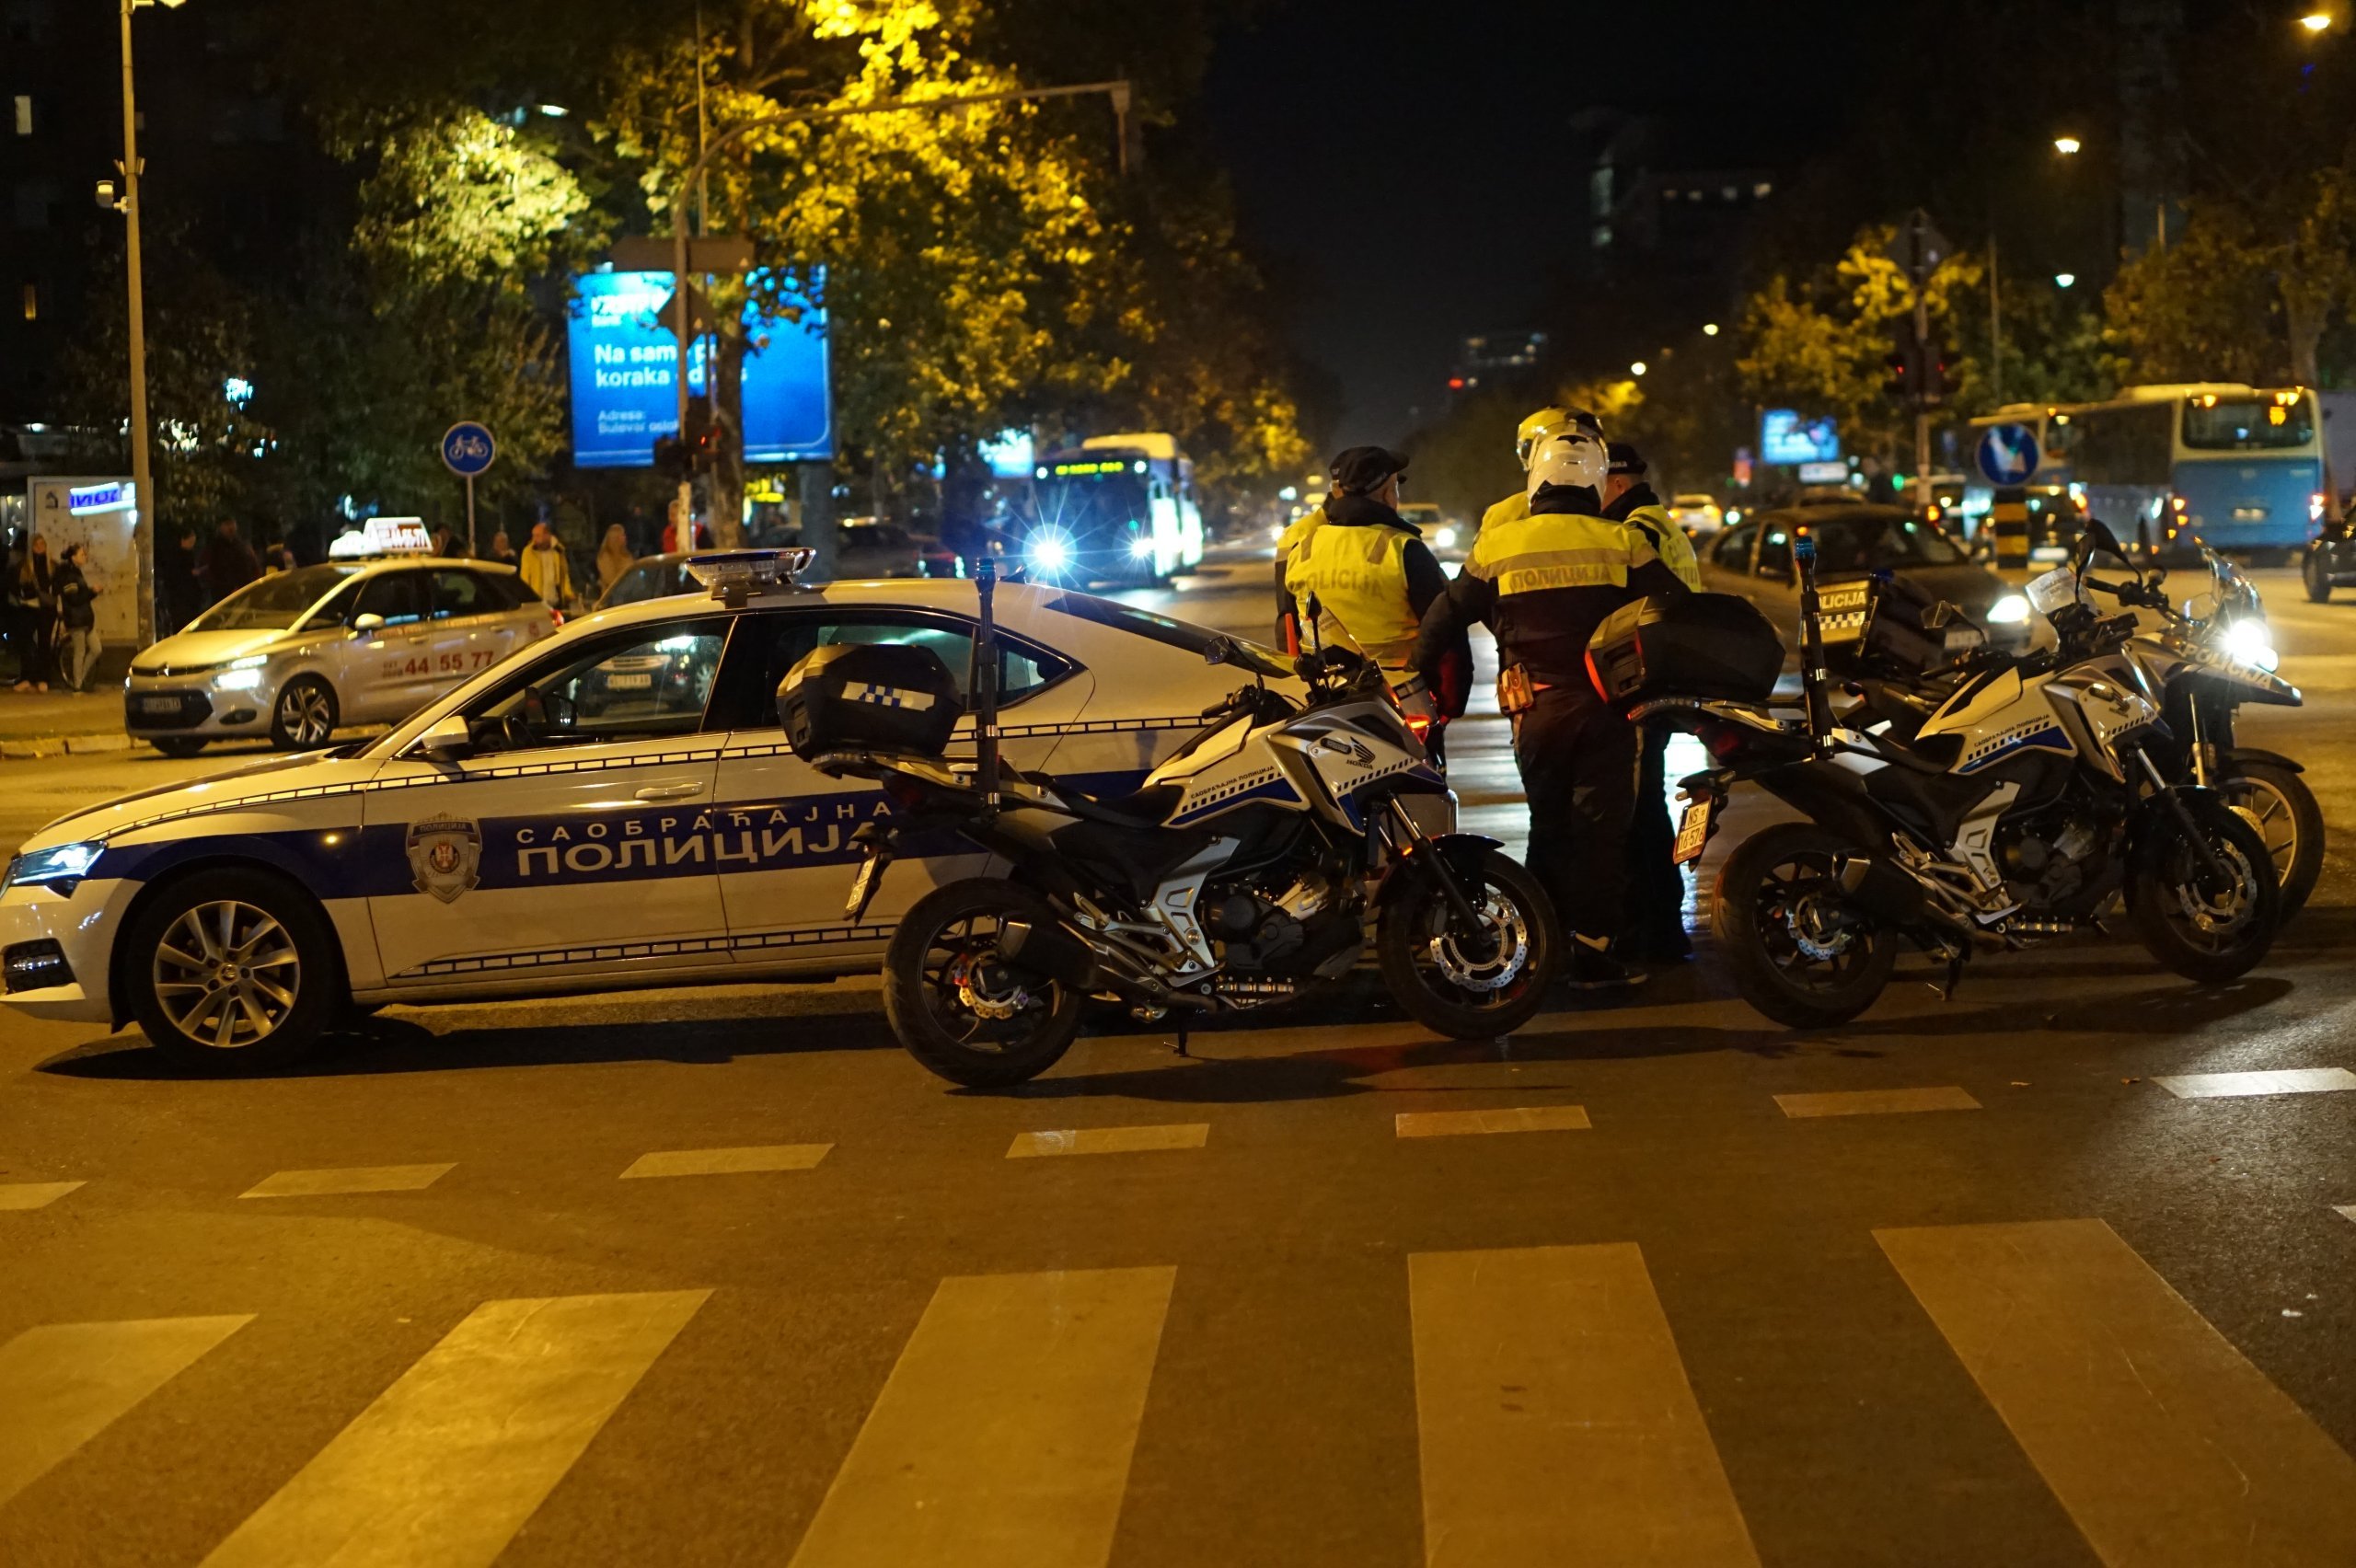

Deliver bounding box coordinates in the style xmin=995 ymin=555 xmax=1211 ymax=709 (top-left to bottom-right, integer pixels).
xmin=1996 ymin=807 xmax=2105 ymax=906
xmin=1204 ymin=870 xmax=1348 ymax=974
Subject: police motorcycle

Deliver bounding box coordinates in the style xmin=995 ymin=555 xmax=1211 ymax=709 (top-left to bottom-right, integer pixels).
xmin=1592 ymin=519 xmax=2280 ymax=1029
xmin=1841 ymin=537 xmax=2319 ymax=916
xmin=775 ymin=564 xmax=1561 ymax=1088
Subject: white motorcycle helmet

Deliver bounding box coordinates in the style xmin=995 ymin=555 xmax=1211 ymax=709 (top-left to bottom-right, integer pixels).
xmin=1525 ymin=417 xmax=1609 ymax=500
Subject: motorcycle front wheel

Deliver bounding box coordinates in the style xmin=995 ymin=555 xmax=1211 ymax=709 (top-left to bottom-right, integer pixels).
xmin=1712 ymin=823 xmax=1899 ymax=1029
xmin=2128 ymin=796 xmax=2280 ymax=983
xmin=1377 ymin=847 xmax=1560 ymax=1039
xmin=2216 ymin=760 xmax=2323 ymax=917
xmin=882 ymin=878 xmax=1086 ymax=1089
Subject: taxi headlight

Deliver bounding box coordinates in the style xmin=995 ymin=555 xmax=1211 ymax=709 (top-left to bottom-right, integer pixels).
xmin=4 ymin=841 xmax=102 ymax=893
xmin=215 ymin=654 xmax=271 ymax=690
xmin=1434 ymin=525 xmax=1459 ymax=549
xmin=1985 ymin=593 xmax=2032 ymax=625
xmin=2220 ymin=617 xmax=2279 ymax=672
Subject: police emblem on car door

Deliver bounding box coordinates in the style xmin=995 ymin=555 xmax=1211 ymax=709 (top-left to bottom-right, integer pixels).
xmin=406 ymin=814 xmax=482 ymax=904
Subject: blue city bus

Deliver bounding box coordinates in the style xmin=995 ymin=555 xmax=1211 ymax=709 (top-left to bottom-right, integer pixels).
xmin=2069 ymin=384 xmax=2327 ymax=558
xmin=1025 ymin=432 xmax=1205 ymax=585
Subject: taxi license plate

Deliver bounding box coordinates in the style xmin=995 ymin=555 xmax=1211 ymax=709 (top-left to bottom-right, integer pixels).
xmin=605 ymin=673 xmax=652 ymax=690
xmin=136 ymin=695 xmax=179 ymax=713
xmin=1673 ymin=799 xmax=1712 ymax=865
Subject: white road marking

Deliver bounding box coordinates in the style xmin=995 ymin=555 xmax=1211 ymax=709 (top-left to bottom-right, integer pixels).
xmin=2336 ymin=1205 xmax=2356 ymax=1227
xmin=2152 ymin=1067 xmax=2356 ymax=1100
xmin=1394 ymin=1105 xmax=1591 ymax=1137
xmin=0 ymin=1179 xmax=86 ymax=1210
xmin=1877 ymin=1217 xmax=2356 ymax=1567
xmin=619 ymin=1144 xmax=832 ymax=1179
xmin=1409 ymin=1242 xmax=1761 ymax=1568
xmin=1007 ymin=1124 xmax=1209 ymax=1159
xmin=239 ymin=1163 xmax=456 ymax=1199
xmin=787 ymin=1266 xmax=1176 ymax=1568
xmin=199 ymin=1289 xmax=710 ymax=1568
xmin=0 ymin=1314 xmax=253 ymax=1507
xmin=1774 ymin=1086 xmax=1981 ymax=1118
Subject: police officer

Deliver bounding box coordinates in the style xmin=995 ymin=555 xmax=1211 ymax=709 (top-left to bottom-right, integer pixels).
xmin=1475 ymin=406 xmax=1576 ymax=537
xmin=1413 ymin=413 xmax=1689 ymax=988
xmin=1280 ymin=447 xmax=1470 ymax=740
xmin=1600 ymin=443 xmax=1703 ymax=961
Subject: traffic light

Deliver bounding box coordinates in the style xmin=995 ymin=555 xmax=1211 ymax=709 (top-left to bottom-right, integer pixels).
xmin=1881 ymin=321 xmax=1948 ymax=409
xmin=653 ymin=434 xmax=690 ymax=480
xmin=1923 ymin=340 xmax=1949 ymax=406
xmin=1883 ymin=347 xmax=1914 ymax=401
xmin=653 ymin=401 xmax=722 ymax=479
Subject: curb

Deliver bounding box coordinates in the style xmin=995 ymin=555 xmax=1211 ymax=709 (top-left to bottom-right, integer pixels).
xmin=65 ymin=733 xmax=133 ymax=755
xmin=0 ymin=732 xmax=130 ymax=759
xmin=0 ymin=738 xmax=67 ymax=759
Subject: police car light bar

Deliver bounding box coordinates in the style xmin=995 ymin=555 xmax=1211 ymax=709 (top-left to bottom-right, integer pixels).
xmin=685 ymin=548 xmax=816 ymax=601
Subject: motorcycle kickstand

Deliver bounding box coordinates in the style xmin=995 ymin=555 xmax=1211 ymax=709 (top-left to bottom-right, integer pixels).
xmin=1930 ymin=949 xmax=1966 ymax=1002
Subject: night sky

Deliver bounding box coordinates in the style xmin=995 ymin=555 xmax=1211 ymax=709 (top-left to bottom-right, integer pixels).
xmin=1205 ymin=0 xmax=1873 ymax=449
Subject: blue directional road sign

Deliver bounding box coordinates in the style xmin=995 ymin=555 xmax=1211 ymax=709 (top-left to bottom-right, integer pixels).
xmin=441 ymin=421 xmax=498 ymax=478
xmin=1975 ymin=423 xmax=2040 ymax=487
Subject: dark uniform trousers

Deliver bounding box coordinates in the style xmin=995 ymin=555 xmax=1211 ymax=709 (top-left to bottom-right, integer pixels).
xmin=1623 ymin=724 xmax=1692 ymax=957
xmin=1511 ymin=686 xmax=1636 ymax=941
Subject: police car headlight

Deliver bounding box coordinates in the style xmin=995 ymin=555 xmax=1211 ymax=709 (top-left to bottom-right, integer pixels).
xmin=1128 ymin=535 xmax=1154 ymax=559
xmin=4 ymin=841 xmax=102 ymax=893
xmin=2221 ymin=617 xmax=2279 ymax=672
xmin=1985 ymin=594 xmax=2031 ymax=625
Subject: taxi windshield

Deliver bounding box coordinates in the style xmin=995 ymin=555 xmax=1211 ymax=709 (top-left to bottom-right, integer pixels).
xmin=188 ymin=565 xmax=358 ymax=630
xmin=1805 ymin=514 xmax=1967 ymax=571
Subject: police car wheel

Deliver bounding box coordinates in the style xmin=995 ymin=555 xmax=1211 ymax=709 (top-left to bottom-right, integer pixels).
xmin=270 ymin=677 xmax=338 ymax=751
xmin=152 ymin=738 xmax=208 ymax=758
xmin=124 ymin=869 xmax=341 ymax=1071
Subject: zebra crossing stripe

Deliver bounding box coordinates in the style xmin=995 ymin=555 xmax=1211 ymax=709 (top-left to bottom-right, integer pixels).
xmin=1774 ymin=1086 xmax=1981 ymax=1118
xmin=1877 ymin=1218 xmax=2356 ymax=1567
xmin=1007 ymin=1124 xmax=1209 ymax=1159
xmin=1394 ymin=1105 xmax=1591 ymax=1137
xmin=239 ymin=1164 xmax=455 ymax=1199
xmin=619 ymin=1144 xmax=832 ymax=1179
xmin=788 ymin=1266 xmax=1176 ymax=1568
xmin=199 ymin=1289 xmax=710 ymax=1568
xmin=0 ymin=1180 xmax=85 ymax=1210
xmin=2152 ymin=1067 xmax=2356 ymax=1099
xmin=1408 ymin=1243 xmax=1761 ymax=1567
xmin=0 ymin=1314 xmax=253 ymax=1508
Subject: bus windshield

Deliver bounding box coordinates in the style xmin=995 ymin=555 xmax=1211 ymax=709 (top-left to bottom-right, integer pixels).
xmin=2181 ymin=398 xmax=2316 ymax=452
xmin=1034 ymin=469 xmax=1151 ymax=533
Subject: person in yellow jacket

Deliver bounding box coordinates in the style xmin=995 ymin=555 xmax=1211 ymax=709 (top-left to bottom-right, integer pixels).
xmin=1270 ymin=503 xmax=1327 ymax=651
xmin=1597 ymin=443 xmax=1701 ymax=961
xmin=1412 ymin=419 xmax=1689 ymax=988
xmin=1278 ymin=446 xmax=1471 ymax=740
xmin=1476 ymin=405 xmax=1580 ymax=536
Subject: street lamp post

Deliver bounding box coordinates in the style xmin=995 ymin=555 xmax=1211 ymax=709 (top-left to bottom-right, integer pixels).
xmin=116 ymin=0 xmax=179 ymax=647
xmin=664 ymin=77 xmax=1132 ymax=547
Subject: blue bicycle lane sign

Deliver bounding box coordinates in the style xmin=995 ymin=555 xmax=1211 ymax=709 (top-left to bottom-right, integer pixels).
xmin=442 ymin=421 xmax=498 ymax=478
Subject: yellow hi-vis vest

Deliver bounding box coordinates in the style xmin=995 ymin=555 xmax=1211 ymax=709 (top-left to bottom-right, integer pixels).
xmin=1628 ymin=502 xmax=1702 ymax=590
xmin=1464 ymin=508 xmax=1660 ymax=597
xmin=1285 ymin=520 xmax=1422 ymax=670
xmin=1479 ymin=491 xmax=1528 ymax=535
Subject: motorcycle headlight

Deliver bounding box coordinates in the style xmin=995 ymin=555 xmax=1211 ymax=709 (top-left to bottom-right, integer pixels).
xmin=4 ymin=841 xmax=103 ymax=894
xmin=2220 ymin=617 xmax=2279 ymax=673
xmin=1985 ymin=594 xmax=2031 ymax=625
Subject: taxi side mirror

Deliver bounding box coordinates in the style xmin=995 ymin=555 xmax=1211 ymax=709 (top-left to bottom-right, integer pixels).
xmin=352 ymin=613 xmax=386 ymax=637
xmin=414 ymin=713 xmax=473 ymax=763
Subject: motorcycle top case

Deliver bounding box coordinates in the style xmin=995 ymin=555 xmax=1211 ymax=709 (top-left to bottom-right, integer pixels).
xmin=1586 ymin=593 xmax=1784 ymax=706
xmin=779 ymin=642 xmax=964 ymax=760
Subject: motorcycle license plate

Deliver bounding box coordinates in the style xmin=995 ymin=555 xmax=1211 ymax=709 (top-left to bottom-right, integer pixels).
xmin=1673 ymin=799 xmax=1712 ymax=865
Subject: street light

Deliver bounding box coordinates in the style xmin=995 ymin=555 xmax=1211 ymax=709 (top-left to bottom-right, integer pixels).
xmin=2054 ymin=272 xmax=2077 ymax=289
xmin=1630 ymin=361 xmax=1647 ymax=376
xmin=1702 ymin=323 xmax=1720 ymax=337
xmin=2052 ymin=134 xmax=2083 ymax=156
xmin=115 ymin=0 xmax=183 ymax=649
xmin=2300 ymin=12 xmax=2332 ymax=31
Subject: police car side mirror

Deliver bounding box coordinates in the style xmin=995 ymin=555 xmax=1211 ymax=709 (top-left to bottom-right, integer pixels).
xmin=352 ymin=613 xmax=386 ymax=637
xmin=414 ymin=713 xmax=473 ymax=763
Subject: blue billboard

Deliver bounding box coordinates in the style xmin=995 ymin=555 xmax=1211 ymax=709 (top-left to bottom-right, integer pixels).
xmin=1760 ymin=409 xmax=1841 ymax=467
xmin=567 ymin=269 xmax=832 ymax=467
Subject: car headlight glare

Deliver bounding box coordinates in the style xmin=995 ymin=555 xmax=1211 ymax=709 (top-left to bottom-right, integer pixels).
xmin=2220 ymin=617 xmax=2279 ymax=672
xmin=1127 ymin=534 xmax=1154 ymax=559
xmin=1433 ymin=525 xmax=1459 ymax=549
xmin=4 ymin=841 xmax=102 ymax=893
xmin=1028 ymin=531 xmax=1073 ymax=572
xmin=1985 ymin=593 xmax=2032 ymax=625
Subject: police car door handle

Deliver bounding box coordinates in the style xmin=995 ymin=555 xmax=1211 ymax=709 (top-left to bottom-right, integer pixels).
xmin=633 ymin=782 xmax=705 ymax=801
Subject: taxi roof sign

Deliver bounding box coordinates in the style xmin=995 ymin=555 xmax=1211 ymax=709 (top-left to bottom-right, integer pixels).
xmin=328 ymin=517 xmax=433 ymax=559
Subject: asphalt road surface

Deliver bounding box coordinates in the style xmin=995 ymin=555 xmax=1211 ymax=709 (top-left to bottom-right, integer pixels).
xmin=3 ymin=558 xmax=2353 ymax=1567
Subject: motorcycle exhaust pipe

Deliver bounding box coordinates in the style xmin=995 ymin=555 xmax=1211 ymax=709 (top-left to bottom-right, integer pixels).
xmin=999 ymin=917 xmax=1102 ymax=992
xmin=1832 ymin=854 xmax=1975 ymax=942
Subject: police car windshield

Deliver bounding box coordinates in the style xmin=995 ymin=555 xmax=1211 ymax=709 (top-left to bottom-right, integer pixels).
xmin=1804 ymin=514 xmax=1967 ymax=571
xmin=189 ymin=565 xmax=359 ymax=630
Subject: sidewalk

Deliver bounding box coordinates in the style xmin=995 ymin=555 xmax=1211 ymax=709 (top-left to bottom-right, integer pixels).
xmin=0 ymin=688 xmax=133 ymax=756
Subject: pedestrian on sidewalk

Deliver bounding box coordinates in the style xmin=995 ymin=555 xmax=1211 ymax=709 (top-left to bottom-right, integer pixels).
xmin=519 ymin=521 xmax=576 ymax=610
xmin=160 ymin=525 xmax=203 ymax=636
xmin=12 ymin=534 xmax=57 ymax=692
xmin=595 ymin=525 xmax=635 ymax=596
xmin=53 ymin=542 xmax=102 ymax=692
xmin=200 ymin=519 xmax=260 ymax=607
xmin=487 ymin=529 xmax=520 ymax=567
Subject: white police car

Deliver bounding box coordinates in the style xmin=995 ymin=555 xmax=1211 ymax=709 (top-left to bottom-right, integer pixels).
xmin=0 ymin=553 xmax=1343 ymax=1070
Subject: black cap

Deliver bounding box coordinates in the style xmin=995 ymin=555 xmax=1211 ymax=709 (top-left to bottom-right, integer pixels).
xmin=1329 ymin=445 xmax=1409 ymax=493
xmin=1607 ymin=442 xmax=1647 ymax=477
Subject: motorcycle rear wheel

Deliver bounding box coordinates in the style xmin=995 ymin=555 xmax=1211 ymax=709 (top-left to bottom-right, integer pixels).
xmin=883 ymin=878 xmax=1086 ymax=1089
xmin=1712 ymin=823 xmax=1899 ymax=1029
xmin=1377 ymin=847 xmax=1559 ymax=1039
xmin=2128 ymin=797 xmax=2280 ymax=983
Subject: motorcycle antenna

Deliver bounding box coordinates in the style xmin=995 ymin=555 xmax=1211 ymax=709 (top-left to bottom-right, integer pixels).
xmin=971 ymin=550 xmax=1003 ymax=807
xmin=1794 ymin=534 xmax=1836 ymax=750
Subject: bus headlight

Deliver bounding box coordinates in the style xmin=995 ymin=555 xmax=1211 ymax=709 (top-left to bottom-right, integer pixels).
xmin=1128 ymin=535 xmax=1154 ymax=559
xmin=1027 ymin=530 xmax=1073 ymax=574
xmin=1985 ymin=594 xmax=2031 ymax=625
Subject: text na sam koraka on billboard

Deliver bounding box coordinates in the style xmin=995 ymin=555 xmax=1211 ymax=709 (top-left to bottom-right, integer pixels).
xmin=567 ymin=269 xmax=833 ymax=467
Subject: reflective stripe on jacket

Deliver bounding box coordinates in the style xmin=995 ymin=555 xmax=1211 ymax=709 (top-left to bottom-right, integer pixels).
xmin=1284 ymin=515 xmax=1423 ymax=669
